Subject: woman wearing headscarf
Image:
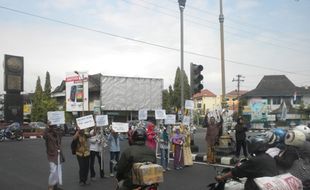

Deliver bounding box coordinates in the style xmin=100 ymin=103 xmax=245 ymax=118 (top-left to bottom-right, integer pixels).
xmin=182 ymin=125 xmax=193 ymax=166
xmin=158 ymin=125 xmax=170 ymax=171
xmin=171 ymin=126 xmax=185 ymax=170
xmin=146 ymin=122 xmax=157 ymax=151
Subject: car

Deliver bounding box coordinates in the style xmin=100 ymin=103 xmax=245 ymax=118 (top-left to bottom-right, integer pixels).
xmin=61 ymin=123 xmax=76 ymax=136
xmin=29 ymin=122 xmax=47 ymax=130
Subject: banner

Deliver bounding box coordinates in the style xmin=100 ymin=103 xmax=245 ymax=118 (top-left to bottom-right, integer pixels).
xmin=76 ymin=115 xmax=95 ymax=129
xmin=155 ymin=109 xmax=166 ymax=120
xmin=47 ymin=111 xmax=65 ymax=125
xmin=95 ymin=115 xmax=108 ymax=126
xmin=185 ymin=100 xmax=194 ymax=110
xmin=65 ymin=72 xmax=89 ymax=112
xmin=112 ymin=122 xmax=129 ymax=133
xmin=165 ymin=114 xmax=176 ymax=125
xmin=138 ymin=109 xmax=148 ymax=121
xmin=250 ymin=99 xmax=268 ymax=122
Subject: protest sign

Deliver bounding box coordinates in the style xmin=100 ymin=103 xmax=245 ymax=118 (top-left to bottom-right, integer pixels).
xmin=95 ymin=115 xmax=108 ymax=126
xmin=76 ymin=115 xmax=95 ymax=129
xmin=138 ymin=109 xmax=148 ymax=121
xmin=155 ymin=109 xmax=166 ymax=120
xmin=182 ymin=116 xmax=190 ymax=126
xmin=165 ymin=114 xmax=176 ymax=125
xmin=112 ymin=122 xmax=129 ymax=133
xmin=185 ymin=100 xmax=194 ymax=110
xmin=47 ymin=111 xmax=65 ymax=125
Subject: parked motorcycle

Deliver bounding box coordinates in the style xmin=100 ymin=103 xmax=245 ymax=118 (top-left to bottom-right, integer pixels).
xmin=0 ymin=122 xmax=23 ymax=142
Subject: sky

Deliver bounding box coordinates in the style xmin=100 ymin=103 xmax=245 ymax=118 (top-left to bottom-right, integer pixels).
xmin=0 ymin=0 xmax=309 ymax=95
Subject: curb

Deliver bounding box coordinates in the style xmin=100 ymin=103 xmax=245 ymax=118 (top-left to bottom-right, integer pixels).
xmin=23 ymin=132 xmax=43 ymax=139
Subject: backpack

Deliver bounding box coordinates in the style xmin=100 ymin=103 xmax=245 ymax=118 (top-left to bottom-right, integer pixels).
xmin=71 ymin=138 xmax=79 ymax=155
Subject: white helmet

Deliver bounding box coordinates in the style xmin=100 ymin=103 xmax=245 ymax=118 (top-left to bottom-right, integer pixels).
xmin=284 ymin=129 xmax=306 ymax=147
xmin=294 ymin=125 xmax=310 ymax=141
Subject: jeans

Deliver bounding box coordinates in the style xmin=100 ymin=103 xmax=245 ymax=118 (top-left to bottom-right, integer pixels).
xmin=90 ymin=151 xmax=104 ymax=178
xmin=110 ymin=151 xmax=120 ymax=173
xmin=160 ymin=148 xmax=168 ymax=169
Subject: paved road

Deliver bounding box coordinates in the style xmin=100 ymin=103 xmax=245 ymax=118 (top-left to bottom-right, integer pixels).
xmin=0 ymin=131 xmax=218 ymax=190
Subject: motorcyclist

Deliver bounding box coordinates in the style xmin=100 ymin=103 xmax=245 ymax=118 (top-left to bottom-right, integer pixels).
xmin=116 ymin=127 xmax=157 ymax=190
xmin=215 ymin=135 xmax=278 ymax=190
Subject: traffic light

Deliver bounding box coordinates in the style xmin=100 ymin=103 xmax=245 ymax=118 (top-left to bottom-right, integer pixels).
xmin=190 ymin=62 xmax=204 ymax=95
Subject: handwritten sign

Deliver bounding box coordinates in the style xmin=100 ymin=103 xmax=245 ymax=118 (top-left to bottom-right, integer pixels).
xmin=76 ymin=115 xmax=95 ymax=129
xmin=155 ymin=109 xmax=166 ymax=120
xmin=138 ymin=109 xmax=148 ymax=121
xmin=165 ymin=114 xmax=176 ymax=125
xmin=185 ymin=100 xmax=194 ymax=110
xmin=112 ymin=122 xmax=129 ymax=133
xmin=47 ymin=111 xmax=65 ymax=125
xmin=95 ymin=115 xmax=108 ymax=126
xmin=182 ymin=116 xmax=190 ymax=126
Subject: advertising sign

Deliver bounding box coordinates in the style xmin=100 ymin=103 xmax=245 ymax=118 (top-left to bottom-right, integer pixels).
xmin=95 ymin=115 xmax=108 ymax=126
xmin=112 ymin=122 xmax=129 ymax=133
xmin=155 ymin=109 xmax=166 ymax=120
xmin=138 ymin=109 xmax=148 ymax=121
xmin=165 ymin=114 xmax=176 ymax=125
xmin=250 ymin=99 xmax=268 ymax=122
xmin=65 ymin=72 xmax=89 ymax=112
xmin=47 ymin=111 xmax=65 ymax=125
xmin=185 ymin=100 xmax=194 ymax=110
xmin=76 ymin=115 xmax=95 ymax=129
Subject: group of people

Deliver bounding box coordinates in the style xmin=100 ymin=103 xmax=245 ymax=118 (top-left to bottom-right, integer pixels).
xmin=43 ymin=121 xmax=195 ymax=189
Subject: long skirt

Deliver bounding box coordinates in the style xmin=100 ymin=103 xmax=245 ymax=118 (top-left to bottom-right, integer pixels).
xmin=173 ymin=144 xmax=184 ymax=169
xmin=207 ymin=145 xmax=216 ymax=164
xmin=183 ymin=146 xmax=193 ymax=166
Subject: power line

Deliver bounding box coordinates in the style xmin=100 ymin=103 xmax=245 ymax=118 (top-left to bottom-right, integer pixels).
xmin=0 ymin=5 xmax=308 ymax=77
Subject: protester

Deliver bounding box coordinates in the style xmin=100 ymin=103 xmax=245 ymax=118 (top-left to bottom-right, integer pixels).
xmin=182 ymin=125 xmax=193 ymax=166
xmin=235 ymin=116 xmax=248 ymax=159
xmin=88 ymin=127 xmax=105 ymax=180
xmin=116 ymin=128 xmax=157 ymax=190
xmin=107 ymin=130 xmax=124 ymax=177
xmin=215 ymin=135 xmax=278 ymax=190
xmin=204 ymin=111 xmax=223 ymax=164
xmin=43 ymin=123 xmax=64 ymax=190
xmin=158 ymin=125 xmax=170 ymax=171
xmin=146 ymin=122 xmax=157 ymax=151
xmin=171 ymin=126 xmax=185 ymax=170
xmin=127 ymin=125 xmax=134 ymax=146
xmin=73 ymin=127 xmax=91 ymax=186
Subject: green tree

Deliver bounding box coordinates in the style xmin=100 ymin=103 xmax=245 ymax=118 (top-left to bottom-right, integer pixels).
xmin=173 ymin=67 xmax=190 ymax=109
xmin=44 ymin=71 xmax=52 ymax=97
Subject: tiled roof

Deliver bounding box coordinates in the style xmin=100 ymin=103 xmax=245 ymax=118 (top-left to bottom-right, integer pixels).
xmin=242 ymin=75 xmax=299 ymax=98
xmin=193 ymin=89 xmax=217 ymax=98
xmin=226 ymin=90 xmax=248 ymax=96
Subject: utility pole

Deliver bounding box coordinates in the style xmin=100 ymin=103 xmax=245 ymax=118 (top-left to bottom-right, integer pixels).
xmin=232 ymin=74 xmax=245 ymax=113
xmin=219 ymin=0 xmax=226 ymax=108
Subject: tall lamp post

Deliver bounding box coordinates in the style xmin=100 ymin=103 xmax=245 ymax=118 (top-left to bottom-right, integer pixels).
xmin=219 ymin=0 xmax=226 ymax=108
xmin=178 ymin=0 xmax=186 ymax=117
xmin=74 ymin=71 xmax=85 ymax=116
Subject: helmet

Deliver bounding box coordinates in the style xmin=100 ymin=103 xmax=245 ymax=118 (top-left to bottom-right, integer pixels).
xmin=285 ymin=129 xmax=306 ymax=147
xmin=132 ymin=128 xmax=147 ymax=143
xmin=294 ymin=125 xmax=310 ymax=141
xmin=265 ymin=128 xmax=287 ymax=146
xmin=247 ymin=135 xmax=269 ymax=155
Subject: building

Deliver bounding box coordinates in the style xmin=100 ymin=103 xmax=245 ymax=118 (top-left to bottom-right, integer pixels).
xmin=241 ymin=75 xmax=310 ymax=125
xmin=192 ymin=89 xmax=220 ymax=115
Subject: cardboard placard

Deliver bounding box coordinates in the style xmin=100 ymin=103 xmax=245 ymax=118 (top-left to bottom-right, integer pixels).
xmin=182 ymin=116 xmax=190 ymax=126
xmin=95 ymin=115 xmax=108 ymax=126
xmin=165 ymin=114 xmax=176 ymax=125
xmin=112 ymin=122 xmax=129 ymax=133
xmin=155 ymin=109 xmax=166 ymax=120
xmin=47 ymin=111 xmax=65 ymax=125
xmin=76 ymin=115 xmax=95 ymax=129
xmin=185 ymin=100 xmax=194 ymax=110
xmin=138 ymin=109 xmax=148 ymax=121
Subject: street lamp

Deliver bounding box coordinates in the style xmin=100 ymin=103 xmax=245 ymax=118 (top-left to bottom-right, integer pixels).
xmin=178 ymin=0 xmax=186 ymax=117
xmin=74 ymin=71 xmax=85 ymax=116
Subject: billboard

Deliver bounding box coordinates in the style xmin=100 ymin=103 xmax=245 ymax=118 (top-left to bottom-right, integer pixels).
xmin=250 ymin=99 xmax=268 ymax=122
xmin=100 ymin=76 xmax=163 ymax=111
xmin=65 ymin=72 xmax=89 ymax=112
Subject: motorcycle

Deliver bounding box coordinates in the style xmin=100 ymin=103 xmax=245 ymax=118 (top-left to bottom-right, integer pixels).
xmin=0 ymin=122 xmax=23 ymax=142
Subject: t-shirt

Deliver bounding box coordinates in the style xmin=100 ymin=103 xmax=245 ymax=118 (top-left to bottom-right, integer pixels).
xmin=231 ymin=153 xmax=278 ymax=190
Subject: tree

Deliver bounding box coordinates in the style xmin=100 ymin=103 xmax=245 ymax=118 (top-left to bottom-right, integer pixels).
xmin=173 ymin=67 xmax=190 ymax=109
xmin=44 ymin=71 xmax=52 ymax=97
